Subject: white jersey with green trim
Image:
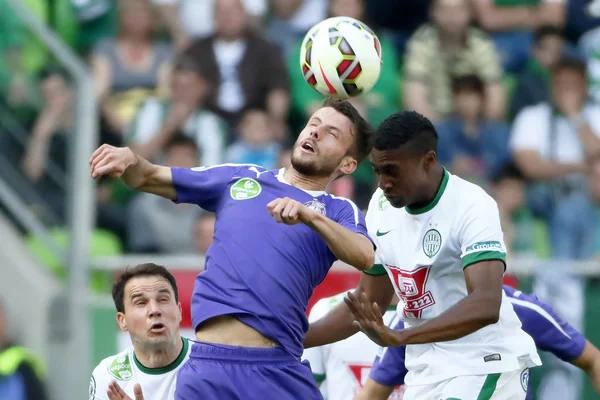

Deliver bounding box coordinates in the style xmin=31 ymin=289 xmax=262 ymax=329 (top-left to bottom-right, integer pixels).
xmin=365 ymin=169 xmax=541 ymax=386
xmin=302 ymin=293 xmax=405 ymax=400
xmin=89 ymin=337 xmax=191 ymax=400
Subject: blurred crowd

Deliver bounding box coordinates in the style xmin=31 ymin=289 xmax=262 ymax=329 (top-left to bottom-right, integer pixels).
xmin=2 ymin=0 xmax=600 ymax=266
xmin=2 ymin=0 xmax=600 ymax=399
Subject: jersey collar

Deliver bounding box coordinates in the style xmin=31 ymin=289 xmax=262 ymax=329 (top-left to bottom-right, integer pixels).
xmin=405 ymin=168 xmax=449 ymax=215
xmin=133 ymin=337 xmax=188 ymax=375
xmin=276 ymin=168 xmax=327 ymax=197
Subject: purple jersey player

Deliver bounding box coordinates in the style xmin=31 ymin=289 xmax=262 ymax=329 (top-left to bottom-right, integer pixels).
xmin=354 ymin=285 xmax=600 ymax=400
xmin=90 ymin=98 xmax=376 ymax=400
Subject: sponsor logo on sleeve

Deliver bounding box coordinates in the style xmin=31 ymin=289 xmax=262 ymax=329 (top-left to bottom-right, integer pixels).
xmin=521 ymin=368 xmax=530 ymax=392
xmin=377 ymin=193 xmax=390 ymax=211
xmin=230 ymin=178 xmax=262 ymax=200
xmin=109 ymin=355 xmax=133 ymax=381
xmin=465 ymin=241 xmax=503 ymax=253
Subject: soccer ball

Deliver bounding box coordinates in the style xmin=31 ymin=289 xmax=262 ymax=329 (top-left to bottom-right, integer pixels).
xmin=299 ymin=17 xmax=382 ymax=99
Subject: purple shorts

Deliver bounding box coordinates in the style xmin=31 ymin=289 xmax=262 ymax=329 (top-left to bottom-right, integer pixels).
xmin=175 ymin=342 xmax=323 ymax=400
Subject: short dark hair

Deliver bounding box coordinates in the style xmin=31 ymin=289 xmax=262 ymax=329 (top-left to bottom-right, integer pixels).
xmin=451 ymin=75 xmax=485 ymax=96
xmin=112 ymin=263 xmax=179 ymax=313
xmin=172 ymin=56 xmax=206 ymax=78
xmin=374 ymin=110 xmax=438 ymax=155
xmin=550 ymin=55 xmax=587 ymax=78
xmin=533 ymin=25 xmax=563 ymax=45
xmin=491 ymin=162 xmax=525 ymax=185
xmin=322 ymin=97 xmax=374 ymax=163
xmin=165 ymin=133 xmax=198 ymax=153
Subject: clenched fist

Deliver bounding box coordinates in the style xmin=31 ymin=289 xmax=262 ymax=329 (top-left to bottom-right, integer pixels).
xmin=90 ymin=144 xmax=137 ymax=179
xmin=267 ymin=197 xmax=319 ymax=225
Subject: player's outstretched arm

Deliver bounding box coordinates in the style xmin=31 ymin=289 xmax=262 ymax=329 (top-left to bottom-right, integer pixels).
xmin=90 ymin=144 xmax=176 ymax=200
xmin=353 ymin=378 xmax=394 ymax=400
xmin=304 ymin=273 xmax=394 ymax=349
xmin=572 ymin=340 xmax=600 ymax=394
xmin=267 ymin=197 xmax=374 ymax=271
xmin=350 ymin=260 xmax=504 ymax=347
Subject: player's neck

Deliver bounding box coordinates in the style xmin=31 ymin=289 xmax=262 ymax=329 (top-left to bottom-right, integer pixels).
xmin=283 ymin=167 xmax=328 ymax=192
xmin=410 ymin=164 xmax=445 ymax=210
xmin=133 ymin=336 xmax=183 ymax=369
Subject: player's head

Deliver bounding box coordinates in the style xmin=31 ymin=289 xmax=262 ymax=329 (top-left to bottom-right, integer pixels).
xmin=291 ymin=97 xmax=374 ymax=180
xmin=371 ymin=111 xmax=439 ymax=208
xmin=112 ymin=263 xmax=182 ymax=351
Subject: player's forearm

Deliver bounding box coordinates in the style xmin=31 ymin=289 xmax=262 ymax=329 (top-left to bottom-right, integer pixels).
xmin=304 ymin=213 xmax=374 ymax=271
xmin=355 ymin=379 xmax=395 ymax=400
xmin=390 ymin=290 xmax=500 ymax=345
xmin=304 ymin=301 xmax=359 ymax=348
xmin=122 ymin=154 xmax=176 ymax=200
xmin=573 ymin=341 xmax=600 ymax=394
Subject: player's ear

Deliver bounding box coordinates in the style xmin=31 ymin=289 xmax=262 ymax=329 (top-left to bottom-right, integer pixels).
xmin=423 ymin=150 xmax=437 ymax=171
xmin=177 ymin=302 xmax=183 ymax=321
xmin=116 ymin=312 xmax=128 ymax=332
xmin=339 ymin=155 xmax=357 ymax=175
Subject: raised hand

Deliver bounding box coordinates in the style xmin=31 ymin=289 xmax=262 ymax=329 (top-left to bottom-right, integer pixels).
xmin=107 ymin=381 xmax=144 ymax=400
xmin=90 ymin=144 xmax=137 ymax=179
xmin=345 ymin=291 xmax=398 ymax=347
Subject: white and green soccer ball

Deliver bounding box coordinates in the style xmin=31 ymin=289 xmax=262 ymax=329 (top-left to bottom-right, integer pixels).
xmin=299 ymin=16 xmax=383 ymax=99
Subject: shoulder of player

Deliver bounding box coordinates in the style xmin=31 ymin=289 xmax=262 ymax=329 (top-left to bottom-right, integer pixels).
xmin=92 ymin=347 xmax=133 ymax=379
xmin=309 ymin=293 xmax=347 ymax=321
xmin=446 ymin=173 xmax=498 ymax=212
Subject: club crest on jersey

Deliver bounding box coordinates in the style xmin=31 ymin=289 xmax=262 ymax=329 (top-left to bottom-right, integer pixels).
xmin=422 ymin=229 xmax=442 ymax=258
xmin=230 ymin=178 xmax=262 ymax=200
xmin=109 ymin=354 xmax=133 ymax=381
xmin=377 ymin=192 xmax=390 ymax=211
xmin=304 ymin=200 xmax=326 ymax=216
xmin=521 ymin=368 xmax=530 ymax=392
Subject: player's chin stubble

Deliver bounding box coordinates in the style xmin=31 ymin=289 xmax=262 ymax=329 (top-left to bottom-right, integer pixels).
xmin=290 ymin=148 xmax=337 ymax=178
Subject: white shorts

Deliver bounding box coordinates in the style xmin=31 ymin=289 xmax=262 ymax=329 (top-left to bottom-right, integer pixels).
xmin=403 ymin=367 xmax=530 ymax=400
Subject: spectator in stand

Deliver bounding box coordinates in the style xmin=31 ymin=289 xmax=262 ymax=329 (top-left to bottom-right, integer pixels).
xmin=510 ymin=55 xmax=600 ymax=400
xmin=403 ymin=0 xmax=505 ymax=123
xmin=510 ymin=25 xmax=565 ymax=118
xmin=127 ymin=134 xmax=204 ymax=254
xmin=21 ymin=68 xmax=72 ymax=222
xmin=288 ymin=0 xmax=400 ymax=125
xmin=193 ymin=213 xmax=216 ymax=255
xmin=436 ymin=75 xmax=511 ymax=188
xmin=0 ymin=299 xmax=47 ymax=400
xmin=151 ymin=0 xmax=268 ymax=48
xmin=491 ymin=163 xmax=550 ymax=261
xmin=183 ymin=0 xmax=290 ymax=136
xmin=91 ymin=0 xmax=173 ymax=144
xmin=471 ymin=0 xmax=566 ymax=73
xmin=226 ymin=109 xmax=282 ymax=170
xmin=266 ymin=0 xmax=328 ymax=59
xmin=127 ymin=57 xmax=227 ymax=166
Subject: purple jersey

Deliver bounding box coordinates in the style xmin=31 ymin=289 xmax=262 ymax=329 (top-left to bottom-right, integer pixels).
xmin=172 ymin=165 xmax=370 ymax=358
xmin=370 ymin=285 xmax=586 ymax=391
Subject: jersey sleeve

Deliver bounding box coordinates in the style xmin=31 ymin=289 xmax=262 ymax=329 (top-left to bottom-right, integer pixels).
xmin=331 ymin=196 xmax=374 ymax=246
xmin=510 ymin=292 xmax=586 ymax=362
xmin=363 ymin=191 xmax=387 ymax=276
xmin=89 ymin=364 xmax=110 ymax=400
xmin=303 ymin=299 xmax=333 ymax=382
xmin=369 ymin=319 xmax=408 ymax=387
xmin=171 ymin=164 xmax=243 ymax=212
xmin=458 ymin=194 xmax=507 ymax=270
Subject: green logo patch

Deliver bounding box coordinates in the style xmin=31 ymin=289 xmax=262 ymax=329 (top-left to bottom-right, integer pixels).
xmin=230 ymin=178 xmax=262 ymax=200
xmin=465 ymin=241 xmax=502 ymax=252
xmin=109 ymin=354 xmax=133 ymax=381
xmin=423 ymin=229 xmax=442 ymax=258
xmin=377 ymin=193 xmax=390 ymax=211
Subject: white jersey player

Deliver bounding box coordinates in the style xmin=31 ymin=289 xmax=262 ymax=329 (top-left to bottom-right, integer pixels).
xmin=302 ymin=293 xmax=405 ymax=400
xmin=90 ymin=263 xmax=190 ymax=400
xmin=305 ymin=111 xmax=541 ymax=400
